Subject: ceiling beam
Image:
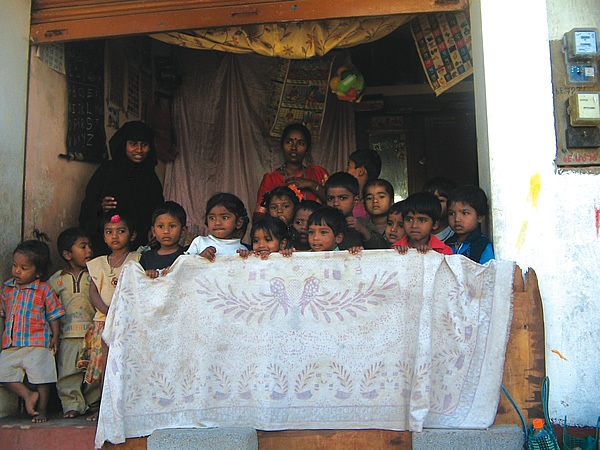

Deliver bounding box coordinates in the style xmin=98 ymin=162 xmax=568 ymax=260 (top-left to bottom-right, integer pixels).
xmin=31 ymin=0 xmax=467 ymax=43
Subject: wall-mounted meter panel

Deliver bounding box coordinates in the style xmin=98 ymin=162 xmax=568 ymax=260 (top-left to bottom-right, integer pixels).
xmin=568 ymin=92 xmax=600 ymax=126
xmin=563 ymin=28 xmax=599 ymax=86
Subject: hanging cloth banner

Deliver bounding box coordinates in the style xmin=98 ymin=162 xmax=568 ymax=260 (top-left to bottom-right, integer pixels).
xmin=411 ymin=10 xmax=473 ymax=96
xmin=95 ymin=251 xmax=515 ymax=447
xmin=151 ymin=16 xmax=412 ymax=59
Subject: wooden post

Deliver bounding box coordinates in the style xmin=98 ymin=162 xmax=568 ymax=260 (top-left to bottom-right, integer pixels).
xmin=495 ymin=267 xmax=545 ymax=427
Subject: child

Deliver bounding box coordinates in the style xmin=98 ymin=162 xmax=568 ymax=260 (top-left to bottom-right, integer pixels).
xmin=85 ymin=212 xmax=141 ymax=421
xmin=446 ymin=185 xmax=495 ymax=264
xmin=187 ymin=193 xmax=249 ymax=261
xmin=307 ymin=207 xmax=346 ymax=252
xmin=364 ymin=179 xmax=394 ymax=235
xmin=48 ymin=228 xmax=100 ymax=419
xmin=346 ymin=149 xmax=382 ymax=219
xmin=325 ymin=172 xmax=388 ymax=250
xmin=385 ymin=201 xmax=406 ymax=246
xmin=422 ymin=177 xmax=456 ymax=243
xmin=238 ymin=217 xmax=293 ymax=260
xmin=141 ymin=201 xmax=187 ymax=278
xmin=0 ymin=240 xmax=65 ymax=422
xmin=290 ymin=200 xmax=321 ymax=251
xmin=392 ymin=192 xmax=453 ymax=255
xmin=261 ymin=185 xmax=301 ymax=225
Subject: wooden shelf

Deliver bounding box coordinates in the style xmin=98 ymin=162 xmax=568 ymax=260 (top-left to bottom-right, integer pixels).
xmin=364 ymin=81 xmax=474 ymax=97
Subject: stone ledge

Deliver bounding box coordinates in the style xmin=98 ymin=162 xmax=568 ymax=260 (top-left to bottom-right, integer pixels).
xmin=147 ymin=427 xmax=258 ymax=450
xmin=412 ymin=424 xmax=524 ymax=450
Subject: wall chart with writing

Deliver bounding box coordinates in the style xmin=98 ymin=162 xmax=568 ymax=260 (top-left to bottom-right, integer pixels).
xmin=65 ymin=41 xmax=105 ymax=162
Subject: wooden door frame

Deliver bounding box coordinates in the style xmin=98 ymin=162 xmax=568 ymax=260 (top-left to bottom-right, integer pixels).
xmin=31 ymin=0 xmax=468 ymax=44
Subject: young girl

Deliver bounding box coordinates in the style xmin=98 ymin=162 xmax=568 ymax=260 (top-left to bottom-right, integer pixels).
xmin=84 ymin=212 xmax=140 ymax=421
xmin=0 ymin=240 xmax=64 ymax=423
xmin=364 ymin=179 xmax=394 ymax=235
xmin=290 ymin=200 xmax=321 ymax=251
xmin=261 ymin=185 xmax=301 ymax=225
xmin=238 ymin=217 xmax=293 ymax=260
xmin=385 ymin=201 xmax=406 ymax=247
xmin=187 ymin=193 xmax=249 ymax=262
xmin=141 ymin=201 xmax=188 ymax=278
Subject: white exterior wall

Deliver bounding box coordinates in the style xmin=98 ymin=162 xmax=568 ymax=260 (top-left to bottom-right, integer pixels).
xmin=473 ymin=0 xmax=600 ymax=426
xmin=0 ymin=1 xmax=31 ymax=279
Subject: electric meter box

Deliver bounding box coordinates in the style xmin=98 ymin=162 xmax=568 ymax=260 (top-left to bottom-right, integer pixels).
xmin=564 ymin=28 xmax=599 ymax=61
xmin=568 ymin=92 xmax=600 ymax=126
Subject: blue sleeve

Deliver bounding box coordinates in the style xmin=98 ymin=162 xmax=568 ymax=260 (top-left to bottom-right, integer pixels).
xmin=479 ymin=243 xmax=495 ymax=264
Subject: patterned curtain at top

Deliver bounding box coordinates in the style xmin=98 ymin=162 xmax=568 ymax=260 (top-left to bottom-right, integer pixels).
xmin=151 ymin=16 xmax=412 ymax=59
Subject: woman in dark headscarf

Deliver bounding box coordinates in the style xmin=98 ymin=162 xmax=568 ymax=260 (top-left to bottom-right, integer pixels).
xmin=79 ymin=121 xmax=164 ymax=255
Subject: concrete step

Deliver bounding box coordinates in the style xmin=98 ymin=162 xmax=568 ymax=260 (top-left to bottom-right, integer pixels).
xmin=412 ymin=424 xmax=525 ymax=450
xmin=0 ymin=413 xmax=96 ymax=450
xmin=148 ymin=427 xmax=258 ymax=450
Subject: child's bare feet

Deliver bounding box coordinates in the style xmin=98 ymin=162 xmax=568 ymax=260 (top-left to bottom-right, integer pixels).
xmin=87 ymin=410 xmax=99 ymax=421
xmin=24 ymin=390 xmax=40 ymax=417
xmin=63 ymin=410 xmax=81 ymax=418
xmin=32 ymin=411 xmax=47 ymax=423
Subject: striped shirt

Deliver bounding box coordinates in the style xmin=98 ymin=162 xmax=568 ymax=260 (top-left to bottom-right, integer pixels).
xmin=1 ymin=278 xmax=64 ymax=349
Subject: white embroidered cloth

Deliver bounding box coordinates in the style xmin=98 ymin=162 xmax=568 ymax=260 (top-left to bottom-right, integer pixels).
xmin=95 ymin=251 xmax=514 ymax=447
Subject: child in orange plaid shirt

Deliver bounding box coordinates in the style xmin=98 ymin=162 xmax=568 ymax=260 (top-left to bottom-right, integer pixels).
xmin=0 ymin=240 xmax=64 ymax=422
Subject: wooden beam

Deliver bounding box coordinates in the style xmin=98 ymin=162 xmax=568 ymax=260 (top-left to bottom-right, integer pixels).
xmin=31 ymin=0 xmax=467 ymax=44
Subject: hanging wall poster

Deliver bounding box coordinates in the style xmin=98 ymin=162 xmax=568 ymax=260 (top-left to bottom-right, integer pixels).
xmin=270 ymin=57 xmax=333 ymax=140
xmin=65 ymin=41 xmax=105 ymax=162
xmin=411 ymin=11 xmax=473 ymax=96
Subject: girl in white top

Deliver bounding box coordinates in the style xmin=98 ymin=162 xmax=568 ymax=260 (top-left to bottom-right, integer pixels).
xmin=187 ymin=193 xmax=249 ymax=261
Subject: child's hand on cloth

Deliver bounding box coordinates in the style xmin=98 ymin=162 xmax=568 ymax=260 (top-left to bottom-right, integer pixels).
xmin=145 ymin=269 xmax=160 ymax=279
xmin=414 ymin=244 xmax=431 ymax=254
xmin=237 ymin=249 xmax=252 ymax=259
xmin=347 ymin=246 xmax=363 ymax=255
xmin=200 ymin=246 xmax=217 ymax=262
xmin=279 ymin=248 xmax=294 ymax=257
xmin=393 ymin=245 xmax=410 ymax=255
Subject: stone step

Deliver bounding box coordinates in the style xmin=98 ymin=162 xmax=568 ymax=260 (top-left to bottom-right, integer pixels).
xmin=412 ymin=424 xmax=525 ymax=450
xmin=148 ymin=427 xmax=258 ymax=450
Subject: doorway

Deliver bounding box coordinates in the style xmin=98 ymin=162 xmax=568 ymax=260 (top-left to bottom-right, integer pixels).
xmin=351 ymin=23 xmax=478 ymax=197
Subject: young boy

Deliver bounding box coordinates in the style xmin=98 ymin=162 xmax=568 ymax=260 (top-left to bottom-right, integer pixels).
xmin=446 ymin=185 xmax=495 ymax=264
xmin=325 ymin=172 xmax=388 ymax=250
xmin=422 ymin=177 xmax=456 ymax=243
xmin=0 ymin=240 xmax=65 ymax=422
xmin=346 ymin=150 xmax=382 ymax=219
xmin=307 ymin=207 xmax=346 ymax=252
xmin=49 ymin=228 xmax=100 ymax=418
xmin=392 ymin=192 xmax=453 ymax=255
xmin=384 ymin=201 xmax=406 ymax=246
xmin=141 ymin=201 xmax=188 ymax=278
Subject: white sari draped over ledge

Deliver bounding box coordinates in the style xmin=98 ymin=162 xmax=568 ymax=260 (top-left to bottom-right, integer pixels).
xmin=95 ymin=251 xmax=514 ymax=447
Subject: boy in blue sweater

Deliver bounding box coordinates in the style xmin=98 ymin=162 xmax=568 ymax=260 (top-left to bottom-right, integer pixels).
xmin=446 ymin=185 xmax=494 ymax=264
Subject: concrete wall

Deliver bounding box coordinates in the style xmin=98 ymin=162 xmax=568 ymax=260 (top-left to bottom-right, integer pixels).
xmin=473 ymin=0 xmax=600 ymax=426
xmin=0 ymin=1 xmax=31 ymax=279
xmin=24 ymin=49 xmax=99 ymax=271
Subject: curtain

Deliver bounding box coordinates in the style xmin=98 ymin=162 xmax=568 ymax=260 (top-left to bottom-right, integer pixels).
xmin=163 ymin=48 xmax=355 ymax=237
xmin=152 ymin=16 xmax=412 ymax=59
